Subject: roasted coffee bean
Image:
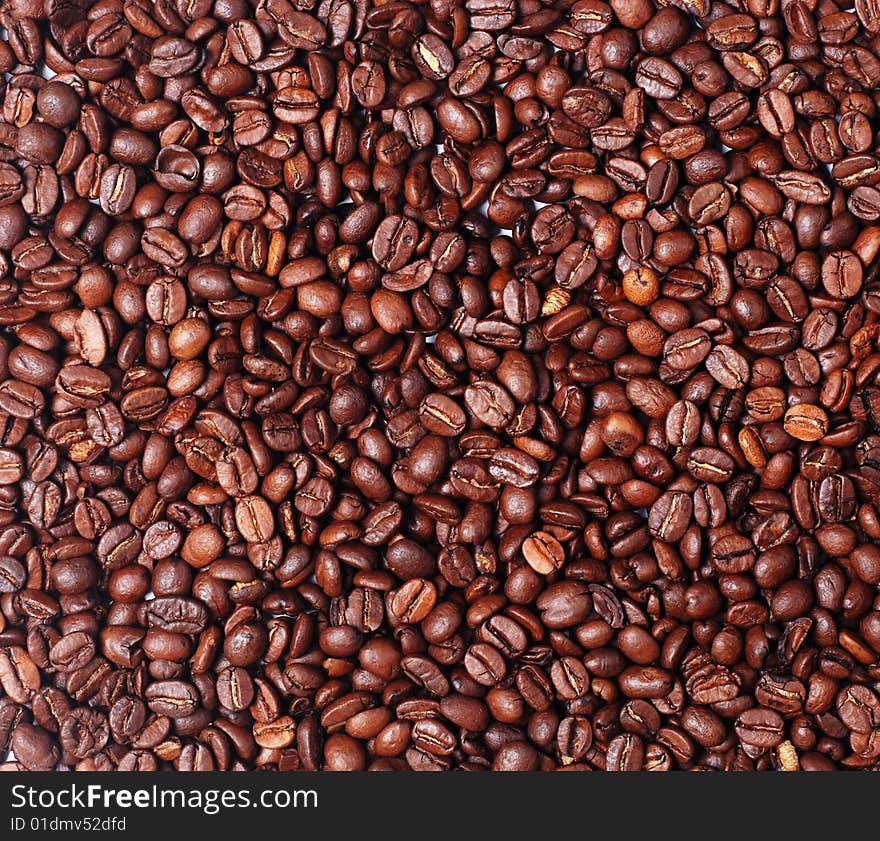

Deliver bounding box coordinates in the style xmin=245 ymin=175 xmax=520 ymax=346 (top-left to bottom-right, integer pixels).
xmin=705 ymin=345 xmax=749 ymax=389
xmin=784 ymin=405 xmax=829 ymax=442
xmin=734 ymin=708 xmax=785 ymax=749
xmin=649 ymin=492 xmax=692 ymax=543
xmin=664 ymin=329 xmax=711 ymax=371
xmin=523 ymin=531 xmax=566 ymax=575
xmin=144 ymin=680 xmax=200 ymax=718
xmin=12 ymin=722 xmax=59 ymax=770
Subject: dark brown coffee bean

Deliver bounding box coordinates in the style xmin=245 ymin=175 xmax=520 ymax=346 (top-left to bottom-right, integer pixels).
xmin=648 ymin=491 xmax=692 ymax=542
xmin=735 ymin=707 xmax=785 ymax=749
xmin=705 ymin=345 xmax=749 ymax=388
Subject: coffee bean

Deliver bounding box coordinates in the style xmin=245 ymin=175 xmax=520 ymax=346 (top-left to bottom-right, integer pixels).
xmin=12 ymin=722 xmax=60 ymax=770
xmin=465 ymin=381 xmax=515 ymax=429
xmin=686 ymin=447 xmax=735 ymax=484
xmin=419 ymin=394 xmax=466 ymax=436
xmin=648 ymin=491 xmax=692 ymax=542
xmin=822 ymin=250 xmax=863 ymax=299
xmin=216 ymin=667 xmax=255 ymax=712
xmin=664 ymin=328 xmax=711 ymax=371
xmin=666 ymin=400 xmax=700 ymax=447
xmin=734 ymin=708 xmax=785 ymax=749
xmin=783 ymin=404 xmax=829 ymax=441
xmin=144 ymin=680 xmax=200 ymax=718
xmin=0 ymin=647 xmax=40 ymax=704
xmin=635 ymin=57 xmax=683 ymax=100
xmin=389 ymin=579 xmax=437 ymax=624
xmin=523 ymin=531 xmax=566 ymax=575
xmin=705 ymin=345 xmax=750 ymax=388
xmin=464 ymin=643 xmax=507 ymax=686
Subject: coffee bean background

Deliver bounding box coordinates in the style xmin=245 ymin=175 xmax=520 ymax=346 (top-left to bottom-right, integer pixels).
xmin=1 ymin=0 xmax=880 ymax=771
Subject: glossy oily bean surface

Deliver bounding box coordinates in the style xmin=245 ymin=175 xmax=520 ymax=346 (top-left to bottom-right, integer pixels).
xmin=1 ymin=0 xmax=880 ymax=775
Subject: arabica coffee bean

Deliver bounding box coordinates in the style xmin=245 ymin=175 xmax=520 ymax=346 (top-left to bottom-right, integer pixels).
xmin=783 ymin=405 xmax=829 ymax=442
xmin=523 ymin=531 xmax=565 ymax=575
xmin=0 ymin=0 xmax=877 ymax=777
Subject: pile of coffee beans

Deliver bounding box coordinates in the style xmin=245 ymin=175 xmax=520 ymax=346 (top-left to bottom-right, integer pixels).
xmin=1 ymin=0 xmax=880 ymax=772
